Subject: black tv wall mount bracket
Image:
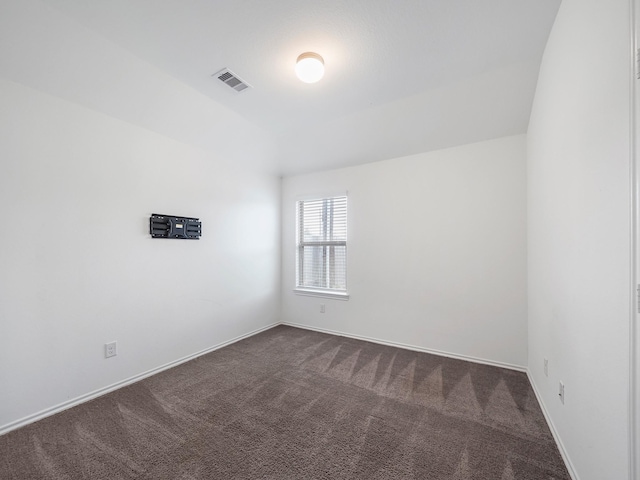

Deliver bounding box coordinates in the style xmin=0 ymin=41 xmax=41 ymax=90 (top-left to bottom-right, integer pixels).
xmin=150 ymin=214 xmax=201 ymax=239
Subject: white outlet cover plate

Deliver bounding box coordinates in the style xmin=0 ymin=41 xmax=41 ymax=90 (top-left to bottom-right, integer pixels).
xmin=105 ymin=342 xmax=117 ymax=358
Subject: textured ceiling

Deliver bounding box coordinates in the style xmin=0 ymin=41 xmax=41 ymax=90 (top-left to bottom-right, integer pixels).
xmin=13 ymin=0 xmax=560 ymax=175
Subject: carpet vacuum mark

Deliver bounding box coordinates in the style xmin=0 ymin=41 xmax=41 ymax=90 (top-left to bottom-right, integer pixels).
xmin=0 ymin=325 xmax=570 ymax=479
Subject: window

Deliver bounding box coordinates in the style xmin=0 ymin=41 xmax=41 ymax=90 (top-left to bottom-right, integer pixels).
xmin=296 ymin=196 xmax=348 ymax=298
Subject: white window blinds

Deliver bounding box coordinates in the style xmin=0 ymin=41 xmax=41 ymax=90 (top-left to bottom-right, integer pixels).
xmin=296 ymin=196 xmax=347 ymax=292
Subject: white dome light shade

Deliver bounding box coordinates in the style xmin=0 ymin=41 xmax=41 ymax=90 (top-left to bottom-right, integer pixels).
xmin=295 ymin=52 xmax=325 ymax=83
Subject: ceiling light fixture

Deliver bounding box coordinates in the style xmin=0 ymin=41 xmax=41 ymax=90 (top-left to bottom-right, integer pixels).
xmin=295 ymin=52 xmax=325 ymax=83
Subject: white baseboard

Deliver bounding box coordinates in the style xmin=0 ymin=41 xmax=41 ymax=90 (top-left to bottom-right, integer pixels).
xmin=0 ymin=322 xmax=279 ymax=436
xmin=526 ymin=371 xmax=580 ymax=480
xmin=280 ymin=321 xmax=527 ymax=372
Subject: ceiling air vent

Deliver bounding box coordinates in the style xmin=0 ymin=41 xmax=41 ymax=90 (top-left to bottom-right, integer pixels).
xmin=213 ymin=68 xmax=251 ymax=93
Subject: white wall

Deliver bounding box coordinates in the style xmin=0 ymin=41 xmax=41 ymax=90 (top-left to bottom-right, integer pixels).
xmin=527 ymin=0 xmax=631 ymax=478
xmin=282 ymin=135 xmax=528 ymax=368
xmin=0 ymin=58 xmax=280 ymax=432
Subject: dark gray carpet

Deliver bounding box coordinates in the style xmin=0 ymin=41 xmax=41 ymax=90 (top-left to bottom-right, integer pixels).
xmin=0 ymin=325 xmax=570 ymax=479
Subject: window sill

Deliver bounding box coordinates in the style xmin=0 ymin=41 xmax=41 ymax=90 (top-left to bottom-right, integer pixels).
xmin=294 ymin=289 xmax=350 ymax=301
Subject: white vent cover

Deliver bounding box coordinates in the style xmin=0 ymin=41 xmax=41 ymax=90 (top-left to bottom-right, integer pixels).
xmin=213 ymin=68 xmax=251 ymax=93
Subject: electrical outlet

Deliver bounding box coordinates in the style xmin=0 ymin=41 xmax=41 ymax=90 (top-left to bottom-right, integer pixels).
xmin=544 ymin=358 xmax=548 ymax=377
xmin=105 ymin=342 xmax=117 ymax=358
xmin=558 ymin=381 xmax=565 ymax=404
xmin=320 ymin=304 xmax=325 ymax=313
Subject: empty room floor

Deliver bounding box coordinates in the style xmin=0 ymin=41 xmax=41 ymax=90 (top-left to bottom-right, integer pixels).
xmin=0 ymin=326 xmax=570 ymax=479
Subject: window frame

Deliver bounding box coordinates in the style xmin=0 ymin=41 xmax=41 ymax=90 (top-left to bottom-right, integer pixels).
xmin=294 ymin=195 xmax=349 ymax=300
